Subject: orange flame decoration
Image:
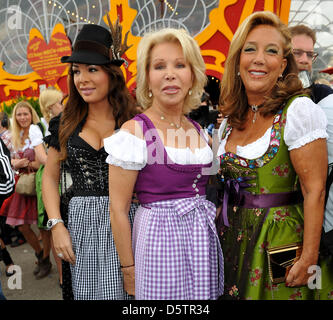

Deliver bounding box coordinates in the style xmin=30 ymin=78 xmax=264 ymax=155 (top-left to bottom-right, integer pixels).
xmin=0 ymin=0 xmax=291 ymax=108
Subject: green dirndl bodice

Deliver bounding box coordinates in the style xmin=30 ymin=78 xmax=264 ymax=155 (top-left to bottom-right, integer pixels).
xmin=35 ymin=122 xmax=47 ymax=229
xmin=35 ymin=164 xmax=47 ymax=228
xmin=217 ymin=98 xmax=333 ymax=300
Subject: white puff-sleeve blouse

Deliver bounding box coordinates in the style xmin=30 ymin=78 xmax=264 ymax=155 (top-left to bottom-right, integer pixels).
xmin=104 ymin=130 xmax=213 ymax=170
xmin=29 ymin=122 xmax=50 ymax=148
xmin=29 ymin=125 xmax=43 ymax=148
xmin=217 ymin=96 xmax=328 ymax=159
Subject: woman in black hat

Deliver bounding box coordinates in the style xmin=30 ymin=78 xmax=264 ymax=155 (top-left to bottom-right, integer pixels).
xmin=42 ymin=19 xmax=137 ymax=300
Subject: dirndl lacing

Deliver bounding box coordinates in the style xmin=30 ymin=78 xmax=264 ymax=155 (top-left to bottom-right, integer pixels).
xmin=142 ymin=195 xmax=224 ymax=298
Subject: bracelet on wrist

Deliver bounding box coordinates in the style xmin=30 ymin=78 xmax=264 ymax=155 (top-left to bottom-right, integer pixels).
xmin=120 ymin=263 xmax=135 ymax=269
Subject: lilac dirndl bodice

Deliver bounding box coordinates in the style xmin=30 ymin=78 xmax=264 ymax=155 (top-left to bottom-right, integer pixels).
xmin=134 ymin=113 xmax=212 ymax=204
xmin=132 ymin=114 xmax=223 ymax=300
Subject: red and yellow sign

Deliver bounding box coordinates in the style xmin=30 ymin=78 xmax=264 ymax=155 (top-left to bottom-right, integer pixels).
xmin=0 ymin=23 xmax=71 ymax=108
xmin=27 ymin=27 xmax=72 ymax=87
xmin=0 ymin=0 xmax=291 ymax=108
xmin=109 ymin=0 xmax=291 ymax=93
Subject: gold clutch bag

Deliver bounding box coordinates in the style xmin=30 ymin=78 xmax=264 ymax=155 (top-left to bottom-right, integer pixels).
xmin=266 ymin=243 xmax=303 ymax=284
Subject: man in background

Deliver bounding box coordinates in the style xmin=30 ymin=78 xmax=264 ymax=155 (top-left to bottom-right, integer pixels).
xmin=289 ymin=24 xmax=333 ymax=103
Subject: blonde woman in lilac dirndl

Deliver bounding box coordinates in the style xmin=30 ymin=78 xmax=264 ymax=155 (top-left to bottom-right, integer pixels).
xmin=105 ymin=28 xmax=223 ymax=299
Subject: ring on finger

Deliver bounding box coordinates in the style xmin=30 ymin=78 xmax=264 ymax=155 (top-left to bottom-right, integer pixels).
xmin=57 ymin=253 xmax=64 ymax=259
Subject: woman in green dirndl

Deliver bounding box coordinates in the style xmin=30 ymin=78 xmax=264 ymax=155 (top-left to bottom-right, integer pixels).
xmin=216 ymin=11 xmax=333 ymax=300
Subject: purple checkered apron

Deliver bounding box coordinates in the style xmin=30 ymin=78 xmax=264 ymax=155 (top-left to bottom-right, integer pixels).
xmin=133 ymin=195 xmax=224 ymax=300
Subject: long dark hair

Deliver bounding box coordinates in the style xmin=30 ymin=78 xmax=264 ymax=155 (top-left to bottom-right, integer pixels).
xmin=59 ymin=64 xmax=137 ymax=160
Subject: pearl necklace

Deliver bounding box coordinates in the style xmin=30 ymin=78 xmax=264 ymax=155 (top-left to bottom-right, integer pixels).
xmin=160 ymin=115 xmax=182 ymax=129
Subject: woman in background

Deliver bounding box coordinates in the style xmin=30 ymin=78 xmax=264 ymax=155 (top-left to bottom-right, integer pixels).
xmin=1 ymin=101 xmax=44 ymax=273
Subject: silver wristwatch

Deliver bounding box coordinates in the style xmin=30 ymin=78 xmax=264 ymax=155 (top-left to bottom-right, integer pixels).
xmin=46 ymin=218 xmax=64 ymax=230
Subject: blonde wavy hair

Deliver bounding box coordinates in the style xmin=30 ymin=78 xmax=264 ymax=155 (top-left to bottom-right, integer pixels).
xmin=136 ymin=28 xmax=207 ymax=114
xmin=11 ymin=101 xmax=40 ymax=150
xmin=220 ymin=11 xmax=304 ymax=129
xmin=39 ymin=88 xmax=63 ymax=123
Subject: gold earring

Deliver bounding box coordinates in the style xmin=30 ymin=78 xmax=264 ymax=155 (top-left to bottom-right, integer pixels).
xmin=188 ymin=89 xmax=192 ymax=96
xmin=148 ymin=90 xmax=152 ymax=98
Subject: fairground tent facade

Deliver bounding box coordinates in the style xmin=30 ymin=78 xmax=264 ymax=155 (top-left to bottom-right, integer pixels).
xmin=0 ymin=0 xmax=332 ymax=108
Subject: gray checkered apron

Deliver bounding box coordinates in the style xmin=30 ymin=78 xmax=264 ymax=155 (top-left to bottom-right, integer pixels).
xmin=68 ymin=196 xmax=136 ymax=300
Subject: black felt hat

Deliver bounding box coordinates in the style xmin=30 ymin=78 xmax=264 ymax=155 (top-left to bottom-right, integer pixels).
xmin=61 ymin=24 xmax=123 ymax=66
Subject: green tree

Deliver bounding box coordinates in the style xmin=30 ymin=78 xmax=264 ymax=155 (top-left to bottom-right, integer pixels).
xmin=1 ymin=96 xmax=42 ymax=118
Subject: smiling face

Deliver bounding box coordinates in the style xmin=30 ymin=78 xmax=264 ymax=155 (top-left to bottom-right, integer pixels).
xmin=239 ymin=24 xmax=287 ymax=104
xmin=148 ymin=41 xmax=193 ymax=110
xmin=72 ymin=63 xmax=110 ymax=105
xmin=15 ymin=106 xmax=32 ymax=129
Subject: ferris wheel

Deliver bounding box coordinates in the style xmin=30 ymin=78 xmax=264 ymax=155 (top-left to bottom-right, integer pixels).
xmin=129 ymin=0 xmax=219 ymax=36
xmin=1 ymin=0 xmax=332 ymax=77
xmin=0 ymin=0 xmax=109 ymax=75
xmin=0 ymin=0 xmax=220 ymax=76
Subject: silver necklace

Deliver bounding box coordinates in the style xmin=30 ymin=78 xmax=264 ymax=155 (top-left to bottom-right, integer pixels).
xmin=250 ymin=104 xmax=263 ymax=124
xmin=160 ymin=115 xmax=182 ymax=129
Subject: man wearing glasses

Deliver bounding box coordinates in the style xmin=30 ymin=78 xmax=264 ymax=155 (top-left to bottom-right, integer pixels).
xmin=289 ymin=24 xmax=333 ymax=103
xmin=290 ymin=25 xmax=333 ymax=260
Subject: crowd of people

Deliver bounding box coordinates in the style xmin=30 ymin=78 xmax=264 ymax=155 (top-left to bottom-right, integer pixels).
xmin=0 ymin=92 xmax=66 ymax=294
xmin=0 ymin=11 xmax=333 ymax=301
